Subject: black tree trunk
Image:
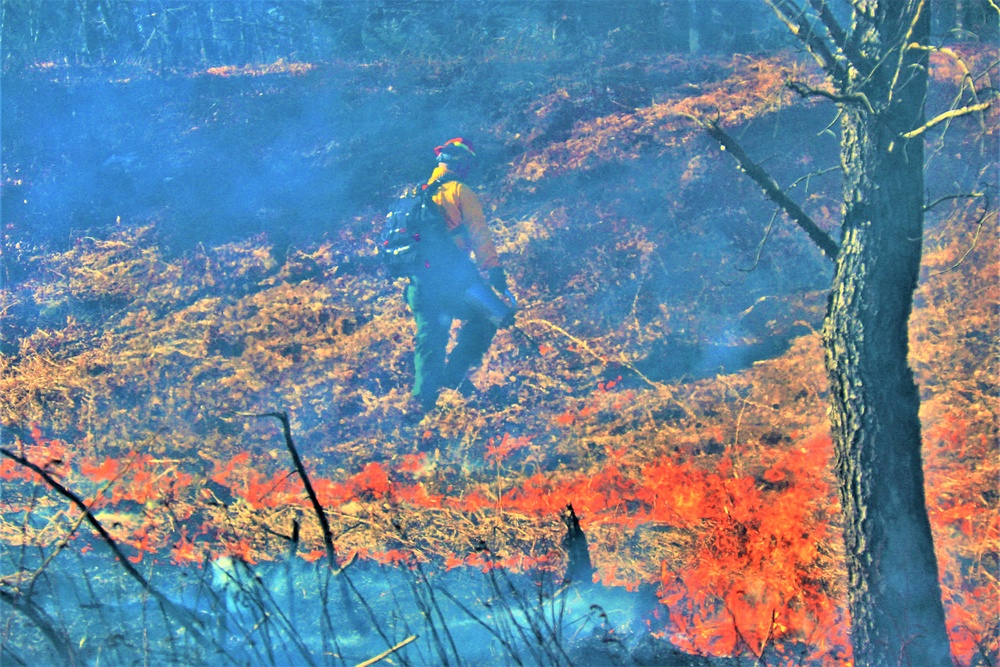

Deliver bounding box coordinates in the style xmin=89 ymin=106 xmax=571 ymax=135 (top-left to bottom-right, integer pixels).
xmin=824 ymin=2 xmax=951 ymax=664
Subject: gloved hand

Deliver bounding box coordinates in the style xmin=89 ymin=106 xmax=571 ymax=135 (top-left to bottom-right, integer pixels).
xmin=488 ymin=267 xmax=508 ymax=294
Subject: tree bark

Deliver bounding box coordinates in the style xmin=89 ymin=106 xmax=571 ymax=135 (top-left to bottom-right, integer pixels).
xmin=824 ymin=2 xmax=951 ymax=665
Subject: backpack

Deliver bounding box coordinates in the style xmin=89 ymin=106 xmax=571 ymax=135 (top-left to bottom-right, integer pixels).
xmin=377 ymin=179 xmax=451 ymax=277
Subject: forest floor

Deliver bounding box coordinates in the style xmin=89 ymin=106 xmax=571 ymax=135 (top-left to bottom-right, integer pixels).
xmin=1 ymin=46 xmax=997 ymax=666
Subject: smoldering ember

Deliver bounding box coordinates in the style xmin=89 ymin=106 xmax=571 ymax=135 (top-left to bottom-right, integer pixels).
xmin=1 ymin=2 xmax=996 ymax=666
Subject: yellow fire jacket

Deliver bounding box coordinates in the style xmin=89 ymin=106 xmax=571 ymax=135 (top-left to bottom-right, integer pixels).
xmin=428 ymin=164 xmax=500 ymax=271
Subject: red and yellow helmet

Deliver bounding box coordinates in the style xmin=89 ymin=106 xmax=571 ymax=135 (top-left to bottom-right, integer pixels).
xmin=434 ymin=137 xmax=476 ymax=161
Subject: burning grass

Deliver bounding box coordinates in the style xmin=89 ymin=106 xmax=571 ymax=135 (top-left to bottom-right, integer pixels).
xmin=204 ymin=59 xmax=316 ymax=78
xmin=2 ymin=197 xmax=995 ymax=662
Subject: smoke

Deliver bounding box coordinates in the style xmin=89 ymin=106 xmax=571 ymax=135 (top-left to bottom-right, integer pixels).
xmin=5 ymin=538 xmax=664 ymax=666
xmin=3 ymin=69 xmax=349 ymax=254
xmin=2 ymin=54 xmax=523 ymax=268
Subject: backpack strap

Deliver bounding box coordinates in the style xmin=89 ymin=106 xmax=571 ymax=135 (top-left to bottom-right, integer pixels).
xmin=422 ymin=173 xmax=455 ymax=197
xmin=421 ymin=175 xmax=466 ymax=239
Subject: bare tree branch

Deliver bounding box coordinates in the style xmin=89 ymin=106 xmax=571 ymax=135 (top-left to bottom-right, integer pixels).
xmin=238 ymin=411 xmax=341 ymax=572
xmin=918 ymin=46 xmax=994 ymax=138
xmin=764 ymin=0 xmax=848 ymax=82
xmin=927 ymin=195 xmax=994 ymax=278
xmin=698 ymin=118 xmax=840 ymax=260
xmin=805 ymin=0 xmax=868 ymax=73
xmin=901 ymin=101 xmax=992 ymax=139
xmin=845 ymin=0 xmax=876 ymax=20
xmin=0 ymin=589 xmax=77 ymax=665
xmin=740 ymin=165 xmax=841 ymax=273
xmin=0 ymin=448 xmax=214 ymax=651
xmin=924 ymin=192 xmax=985 ymax=212
xmin=787 ymin=80 xmax=875 ymax=112
xmin=805 ymin=0 xmax=847 ymax=47
xmin=887 ymin=0 xmax=930 ymax=106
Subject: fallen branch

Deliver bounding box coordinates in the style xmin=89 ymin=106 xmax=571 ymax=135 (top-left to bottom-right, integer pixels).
xmin=354 ymin=634 xmax=418 ymax=667
xmin=518 ymin=315 xmax=699 ymax=421
xmin=517 ymin=317 xmax=660 ymax=388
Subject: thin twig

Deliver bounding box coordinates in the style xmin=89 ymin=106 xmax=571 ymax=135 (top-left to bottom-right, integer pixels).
xmin=437 ymin=587 xmax=523 ymax=663
xmin=0 ymin=589 xmax=77 ymax=665
xmin=407 ymin=573 xmax=451 ymax=666
xmin=0 ymin=448 xmax=213 ymax=650
xmin=756 ymin=609 xmax=779 ymax=666
xmin=413 ymin=559 xmax=461 ymax=663
xmin=354 ymin=635 xmax=418 ymax=667
xmin=739 ymin=207 xmax=781 ymax=273
xmin=926 ymin=208 xmax=995 ymax=278
xmin=924 ymin=192 xmax=984 ymax=212
xmin=887 ymin=0 xmax=929 ymax=107
xmin=7 ymin=449 xmax=145 ymax=592
xmin=339 ymin=567 xmax=404 ymax=662
xmin=737 ymin=166 xmax=843 ymax=273
xmin=238 ymin=411 xmax=339 ymax=571
xmin=213 ymin=558 xmax=316 ymax=667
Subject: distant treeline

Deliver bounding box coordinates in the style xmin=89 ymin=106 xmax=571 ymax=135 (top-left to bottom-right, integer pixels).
xmin=3 ymin=0 xmax=995 ymax=72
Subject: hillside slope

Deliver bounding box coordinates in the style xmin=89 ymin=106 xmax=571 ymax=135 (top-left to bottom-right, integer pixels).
xmin=1 ymin=47 xmax=996 ymax=665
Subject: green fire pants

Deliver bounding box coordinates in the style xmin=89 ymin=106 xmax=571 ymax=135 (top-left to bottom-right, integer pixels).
xmin=405 ymin=278 xmax=497 ymax=411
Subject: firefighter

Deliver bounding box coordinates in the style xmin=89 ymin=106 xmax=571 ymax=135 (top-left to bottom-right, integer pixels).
xmin=405 ymin=137 xmax=508 ymax=413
